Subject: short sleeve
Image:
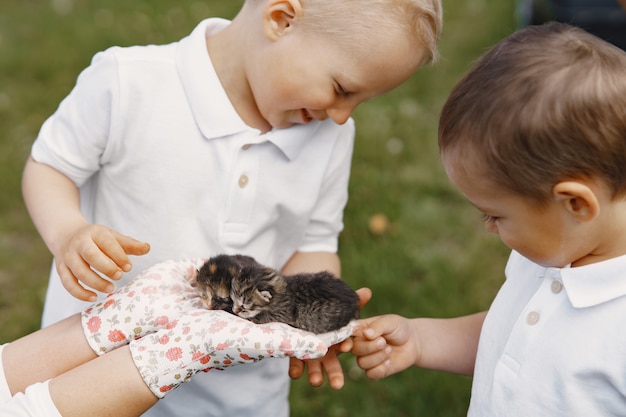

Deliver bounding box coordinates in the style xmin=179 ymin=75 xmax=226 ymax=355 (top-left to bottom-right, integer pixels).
xmin=31 ymin=48 xmax=120 ymax=187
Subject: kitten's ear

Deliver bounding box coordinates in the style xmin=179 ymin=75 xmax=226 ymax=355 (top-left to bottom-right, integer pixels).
xmin=238 ymin=265 xmax=253 ymax=279
xmin=259 ymin=290 xmax=273 ymax=302
xmin=228 ymin=266 xmax=238 ymax=277
xmin=264 ymin=268 xmax=285 ymax=288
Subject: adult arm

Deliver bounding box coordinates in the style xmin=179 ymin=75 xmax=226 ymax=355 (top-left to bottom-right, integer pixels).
xmin=0 ymin=315 xmax=157 ymax=417
xmin=2 ymin=257 xmax=348 ymax=416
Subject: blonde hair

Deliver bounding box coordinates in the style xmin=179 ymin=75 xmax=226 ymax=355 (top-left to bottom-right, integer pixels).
xmin=439 ymin=22 xmax=626 ymax=203
xmin=299 ymin=0 xmax=442 ymax=65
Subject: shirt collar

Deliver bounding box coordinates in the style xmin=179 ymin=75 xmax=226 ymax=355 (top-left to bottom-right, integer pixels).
xmin=557 ymin=254 xmax=626 ymax=308
xmin=175 ymin=18 xmax=324 ymax=161
xmin=176 ymin=18 xmax=249 ymax=139
xmin=262 ymin=122 xmax=324 ymax=160
xmin=176 ymin=18 xmax=324 ymax=160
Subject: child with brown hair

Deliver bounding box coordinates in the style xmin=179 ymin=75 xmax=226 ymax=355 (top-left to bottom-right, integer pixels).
xmin=352 ymin=22 xmax=626 ymax=416
xmin=22 ymin=0 xmax=441 ymax=415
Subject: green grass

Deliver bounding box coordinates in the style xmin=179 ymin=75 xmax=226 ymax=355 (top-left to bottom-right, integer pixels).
xmin=0 ymin=1 xmax=516 ymax=415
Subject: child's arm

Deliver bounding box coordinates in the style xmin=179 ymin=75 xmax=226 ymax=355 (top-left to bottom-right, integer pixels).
xmin=22 ymin=156 xmax=150 ymax=301
xmin=280 ymin=251 xmax=342 ymax=276
xmin=352 ymin=311 xmax=487 ymax=379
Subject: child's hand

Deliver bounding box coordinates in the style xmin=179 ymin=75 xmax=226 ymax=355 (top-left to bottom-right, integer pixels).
xmin=351 ymin=314 xmax=420 ymax=380
xmin=56 ymin=224 xmax=150 ymax=301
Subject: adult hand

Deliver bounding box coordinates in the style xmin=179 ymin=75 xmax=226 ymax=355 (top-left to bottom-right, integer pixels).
xmin=82 ymin=258 xmax=206 ymax=354
xmin=130 ymin=309 xmax=343 ymax=398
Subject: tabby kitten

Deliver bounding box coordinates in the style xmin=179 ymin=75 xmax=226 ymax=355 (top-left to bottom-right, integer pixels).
xmin=195 ymin=254 xmax=260 ymax=313
xmin=230 ymin=265 xmax=360 ymax=333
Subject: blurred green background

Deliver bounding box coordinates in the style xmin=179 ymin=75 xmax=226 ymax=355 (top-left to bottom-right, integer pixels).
xmin=0 ymin=1 xmax=515 ymax=415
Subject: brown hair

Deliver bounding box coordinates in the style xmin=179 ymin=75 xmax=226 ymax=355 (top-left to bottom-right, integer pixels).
xmin=439 ymin=22 xmax=626 ymax=203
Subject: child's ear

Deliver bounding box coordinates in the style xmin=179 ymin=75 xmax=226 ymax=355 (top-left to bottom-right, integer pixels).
xmin=552 ymin=181 xmax=599 ymax=222
xmin=262 ymin=0 xmax=303 ymax=41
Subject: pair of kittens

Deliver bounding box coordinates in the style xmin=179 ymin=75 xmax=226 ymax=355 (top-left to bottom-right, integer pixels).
xmin=193 ymin=254 xmax=360 ymax=334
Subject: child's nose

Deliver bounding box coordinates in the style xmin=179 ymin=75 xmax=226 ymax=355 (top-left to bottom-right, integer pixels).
xmin=326 ymin=105 xmax=354 ymax=125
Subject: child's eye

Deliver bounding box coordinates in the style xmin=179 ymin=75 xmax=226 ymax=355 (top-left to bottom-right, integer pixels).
xmin=482 ymin=214 xmax=499 ymax=223
xmin=334 ymin=82 xmax=350 ymax=98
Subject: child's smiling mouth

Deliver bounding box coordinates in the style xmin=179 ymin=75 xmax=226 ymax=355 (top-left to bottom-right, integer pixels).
xmin=301 ymin=109 xmax=314 ymax=123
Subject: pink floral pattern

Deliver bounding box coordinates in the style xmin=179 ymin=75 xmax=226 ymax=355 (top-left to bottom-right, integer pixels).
xmin=128 ymin=309 xmax=357 ymax=398
xmin=81 ymin=258 xmax=207 ymax=354
xmin=108 ymin=329 xmax=126 ymax=343
xmin=79 ymin=257 xmax=358 ymax=398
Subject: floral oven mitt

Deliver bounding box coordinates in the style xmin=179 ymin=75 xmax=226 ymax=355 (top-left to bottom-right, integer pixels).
xmin=81 ymin=259 xmax=357 ymax=398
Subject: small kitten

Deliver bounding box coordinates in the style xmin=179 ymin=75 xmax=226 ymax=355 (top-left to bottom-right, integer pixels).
xmin=195 ymin=254 xmax=260 ymax=313
xmin=230 ymin=265 xmax=360 ymax=333
xmin=195 ymin=254 xmax=360 ymax=333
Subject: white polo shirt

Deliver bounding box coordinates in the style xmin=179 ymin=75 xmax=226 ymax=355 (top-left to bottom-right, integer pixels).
xmin=32 ymin=18 xmax=354 ymax=417
xmin=469 ymin=250 xmax=626 ymax=416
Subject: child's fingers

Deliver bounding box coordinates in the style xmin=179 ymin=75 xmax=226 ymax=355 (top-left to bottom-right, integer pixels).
xmin=351 ymin=334 xmax=388 ymax=356
xmin=354 ymin=344 xmax=393 ymax=381
xmin=81 ymin=242 xmax=126 ymax=281
xmin=90 ymin=230 xmax=135 ymax=276
xmin=57 ymin=262 xmax=101 ymax=302
xmin=358 ymin=314 xmax=405 ymax=341
xmin=67 ymin=253 xmax=116 ymax=291
xmin=91 ymin=229 xmax=149 ymax=279
xmin=363 ymin=361 xmax=393 ymax=381
xmin=355 ymin=344 xmax=392 ymax=369
xmin=115 ymin=231 xmax=151 ymax=257
xmin=351 ymin=316 xmax=387 ymax=340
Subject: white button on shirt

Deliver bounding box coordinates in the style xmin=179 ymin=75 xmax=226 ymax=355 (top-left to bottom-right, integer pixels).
xmin=525 ymin=311 xmax=540 ymax=325
xmin=469 ymin=251 xmax=626 ymax=416
xmin=238 ymin=174 xmax=249 ymax=188
xmin=551 ymin=279 xmax=563 ymax=294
